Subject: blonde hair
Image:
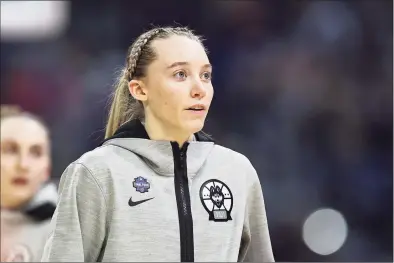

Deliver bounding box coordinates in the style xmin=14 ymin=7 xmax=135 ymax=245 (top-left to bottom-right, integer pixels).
xmin=0 ymin=104 xmax=49 ymax=135
xmin=104 ymin=26 xmax=205 ymax=139
xmin=1 ymin=104 xmax=23 ymax=119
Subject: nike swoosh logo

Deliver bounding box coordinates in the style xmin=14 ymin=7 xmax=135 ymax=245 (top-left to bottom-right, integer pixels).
xmin=128 ymin=197 xmax=154 ymax=207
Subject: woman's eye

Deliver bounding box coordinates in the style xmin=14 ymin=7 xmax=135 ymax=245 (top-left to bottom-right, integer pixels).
xmin=202 ymin=72 xmax=212 ymax=81
xmin=1 ymin=142 xmax=18 ymax=155
xmin=30 ymin=145 xmax=43 ymax=158
xmin=174 ymin=71 xmax=187 ymax=80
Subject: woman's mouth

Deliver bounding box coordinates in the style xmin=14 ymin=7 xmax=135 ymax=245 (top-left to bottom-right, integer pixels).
xmin=186 ymin=104 xmax=206 ymax=111
xmin=186 ymin=104 xmax=207 ymax=115
xmin=12 ymin=177 xmax=29 ymax=186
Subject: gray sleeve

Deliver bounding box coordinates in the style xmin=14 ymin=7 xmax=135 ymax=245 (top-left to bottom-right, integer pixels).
xmin=41 ymin=163 xmax=107 ymax=262
xmin=238 ymin=164 xmax=275 ymax=262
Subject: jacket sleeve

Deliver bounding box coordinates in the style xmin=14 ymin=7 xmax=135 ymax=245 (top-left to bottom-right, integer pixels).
xmin=238 ymin=162 xmax=275 ymax=262
xmin=41 ymin=163 xmax=107 ymax=262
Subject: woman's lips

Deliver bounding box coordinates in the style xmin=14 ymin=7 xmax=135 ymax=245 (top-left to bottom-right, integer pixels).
xmin=12 ymin=177 xmax=29 ymax=186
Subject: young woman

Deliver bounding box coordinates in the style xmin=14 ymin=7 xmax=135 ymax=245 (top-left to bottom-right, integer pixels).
xmin=0 ymin=105 xmax=58 ymax=262
xmin=41 ymin=26 xmax=274 ymax=262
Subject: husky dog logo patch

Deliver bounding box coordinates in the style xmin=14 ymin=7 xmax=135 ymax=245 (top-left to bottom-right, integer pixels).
xmin=200 ymin=179 xmax=233 ymax=222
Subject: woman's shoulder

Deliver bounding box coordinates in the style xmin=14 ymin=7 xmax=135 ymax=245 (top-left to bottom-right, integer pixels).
xmin=72 ymin=145 xmax=115 ymax=166
xmin=210 ymin=144 xmax=255 ymax=171
xmin=58 ymin=145 xmax=127 ymax=191
xmin=210 ymin=144 xmax=262 ymax=185
xmin=65 ymin=144 xmax=130 ymax=179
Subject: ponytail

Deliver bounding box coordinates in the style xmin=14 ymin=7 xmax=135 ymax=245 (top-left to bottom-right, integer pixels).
xmin=105 ymin=70 xmax=141 ymax=139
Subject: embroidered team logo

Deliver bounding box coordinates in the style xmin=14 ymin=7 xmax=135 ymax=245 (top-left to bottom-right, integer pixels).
xmin=5 ymin=244 xmax=31 ymax=262
xmin=133 ymin=176 xmax=150 ymax=193
xmin=200 ymin=179 xmax=233 ymax=222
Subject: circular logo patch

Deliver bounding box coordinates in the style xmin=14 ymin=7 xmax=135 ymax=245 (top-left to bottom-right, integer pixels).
xmin=6 ymin=244 xmax=32 ymax=262
xmin=199 ymin=179 xmax=233 ymax=222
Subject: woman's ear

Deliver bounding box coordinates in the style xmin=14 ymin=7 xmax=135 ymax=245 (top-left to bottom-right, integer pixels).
xmin=129 ymin=80 xmax=148 ymax=102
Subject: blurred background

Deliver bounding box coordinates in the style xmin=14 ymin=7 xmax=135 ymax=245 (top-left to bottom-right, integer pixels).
xmin=1 ymin=0 xmax=392 ymax=261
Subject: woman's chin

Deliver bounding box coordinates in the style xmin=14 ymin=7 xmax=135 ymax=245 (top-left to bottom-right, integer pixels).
xmin=184 ymin=119 xmax=205 ymax=135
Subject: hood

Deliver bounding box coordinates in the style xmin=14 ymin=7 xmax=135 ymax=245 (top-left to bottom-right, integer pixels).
xmin=23 ymin=182 xmax=58 ymax=222
xmin=101 ymin=120 xmax=215 ymax=176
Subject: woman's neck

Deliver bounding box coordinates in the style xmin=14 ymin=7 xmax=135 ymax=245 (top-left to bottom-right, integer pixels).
xmin=143 ymin=117 xmax=193 ymax=147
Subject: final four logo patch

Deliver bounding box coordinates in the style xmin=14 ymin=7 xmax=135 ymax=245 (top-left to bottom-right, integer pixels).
xmin=133 ymin=176 xmax=150 ymax=193
xmin=200 ymin=179 xmax=233 ymax=222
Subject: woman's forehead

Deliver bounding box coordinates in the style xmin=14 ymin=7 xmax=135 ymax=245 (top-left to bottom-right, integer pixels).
xmin=151 ymin=35 xmax=209 ymax=66
xmin=1 ymin=116 xmax=49 ymax=144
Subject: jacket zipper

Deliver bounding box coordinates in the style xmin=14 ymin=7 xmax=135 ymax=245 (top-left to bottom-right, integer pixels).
xmin=171 ymin=142 xmax=194 ymax=262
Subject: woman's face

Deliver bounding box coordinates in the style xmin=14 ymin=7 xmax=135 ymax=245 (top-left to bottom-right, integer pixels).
xmin=135 ymin=35 xmax=214 ymax=136
xmin=0 ymin=116 xmax=50 ymax=209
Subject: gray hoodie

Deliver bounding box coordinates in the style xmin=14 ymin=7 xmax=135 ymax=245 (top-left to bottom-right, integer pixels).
xmin=1 ymin=183 xmax=58 ymax=262
xmin=41 ymin=120 xmax=274 ymax=262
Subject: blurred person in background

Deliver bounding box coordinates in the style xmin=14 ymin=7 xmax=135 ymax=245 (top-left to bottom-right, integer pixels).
xmin=41 ymin=26 xmax=274 ymax=262
xmin=0 ymin=105 xmax=58 ymax=262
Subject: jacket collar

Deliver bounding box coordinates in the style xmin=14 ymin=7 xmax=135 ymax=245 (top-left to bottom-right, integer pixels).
xmin=101 ymin=120 xmax=215 ymax=176
xmin=101 ymin=119 xmax=214 ymax=145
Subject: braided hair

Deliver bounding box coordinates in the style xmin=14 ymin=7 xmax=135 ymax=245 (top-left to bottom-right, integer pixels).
xmin=105 ymin=26 xmax=205 ymax=139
